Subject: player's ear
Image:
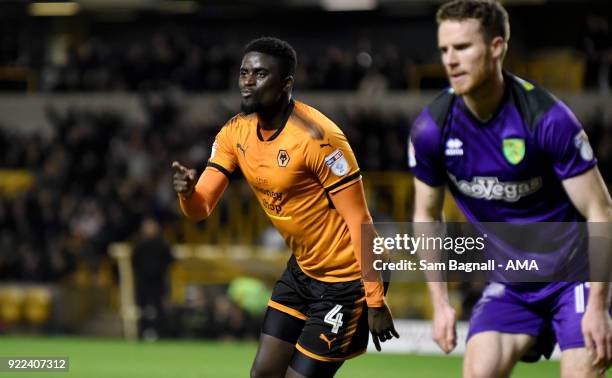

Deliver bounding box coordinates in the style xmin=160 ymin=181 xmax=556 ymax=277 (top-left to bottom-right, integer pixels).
xmin=283 ymin=75 xmax=294 ymax=93
xmin=490 ymin=36 xmax=506 ymax=60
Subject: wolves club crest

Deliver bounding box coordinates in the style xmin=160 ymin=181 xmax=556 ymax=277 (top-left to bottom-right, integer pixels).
xmin=277 ymin=150 xmax=290 ymax=167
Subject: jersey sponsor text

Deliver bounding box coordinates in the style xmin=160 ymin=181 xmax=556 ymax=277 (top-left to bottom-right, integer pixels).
xmin=448 ymin=174 xmax=542 ymax=202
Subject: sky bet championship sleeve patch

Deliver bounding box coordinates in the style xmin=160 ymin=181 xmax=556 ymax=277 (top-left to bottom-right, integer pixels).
xmin=210 ymin=141 xmax=217 ymax=159
xmin=573 ymin=131 xmax=594 ymax=162
xmin=324 ymin=149 xmax=349 ymax=177
xmin=408 ymin=140 xmax=416 ymax=168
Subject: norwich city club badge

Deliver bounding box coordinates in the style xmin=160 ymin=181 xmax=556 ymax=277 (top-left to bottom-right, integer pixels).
xmin=502 ymin=138 xmax=525 ymax=165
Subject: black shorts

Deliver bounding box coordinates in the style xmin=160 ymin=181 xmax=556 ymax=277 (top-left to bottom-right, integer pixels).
xmin=264 ymin=255 xmax=369 ymax=362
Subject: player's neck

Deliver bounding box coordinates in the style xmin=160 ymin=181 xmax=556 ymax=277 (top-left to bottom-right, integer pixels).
xmin=462 ymin=71 xmax=505 ymax=123
xmin=257 ymin=96 xmax=291 ymax=131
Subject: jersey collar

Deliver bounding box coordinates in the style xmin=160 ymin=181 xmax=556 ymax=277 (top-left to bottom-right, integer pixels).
xmin=257 ymin=100 xmax=295 ymax=142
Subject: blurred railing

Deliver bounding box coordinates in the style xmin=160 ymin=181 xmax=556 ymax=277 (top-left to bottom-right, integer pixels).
xmin=0 ymin=91 xmax=609 ymax=136
xmin=0 ymin=170 xmax=34 ymax=198
xmin=0 ymin=67 xmax=37 ymax=92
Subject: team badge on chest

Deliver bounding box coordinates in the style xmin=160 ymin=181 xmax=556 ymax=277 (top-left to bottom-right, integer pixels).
xmin=502 ymin=138 xmax=525 ymax=165
xmin=277 ymin=150 xmax=290 ymax=167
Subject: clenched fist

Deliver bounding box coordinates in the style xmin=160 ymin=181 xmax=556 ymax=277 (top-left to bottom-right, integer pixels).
xmin=172 ymin=161 xmax=197 ymax=198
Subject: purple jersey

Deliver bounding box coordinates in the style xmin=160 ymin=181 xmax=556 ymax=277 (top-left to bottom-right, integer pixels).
xmin=409 ymin=73 xmax=597 ymax=281
xmin=409 ymin=73 xmax=596 ymax=223
xmin=409 ymin=73 xmax=601 ymax=353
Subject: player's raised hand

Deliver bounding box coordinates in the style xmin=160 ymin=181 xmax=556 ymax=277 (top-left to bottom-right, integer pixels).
xmin=582 ymin=304 xmax=612 ymax=374
xmin=172 ymin=161 xmax=197 ymax=197
xmin=431 ymin=298 xmax=457 ymax=354
xmin=368 ymin=304 xmax=399 ymax=351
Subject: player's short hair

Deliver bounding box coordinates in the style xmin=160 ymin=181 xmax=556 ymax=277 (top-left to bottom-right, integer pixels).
xmin=244 ymin=37 xmax=297 ymax=78
xmin=437 ymin=0 xmax=510 ymax=43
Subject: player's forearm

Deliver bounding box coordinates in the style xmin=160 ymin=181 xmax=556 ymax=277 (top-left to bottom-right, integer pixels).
xmin=413 ymin=179 xmax=445 ymax=223
xmin=413 ymin=217 xmax=448 ymax=292
xmin=414 ymin=217 xmax=450 ymax=311
xmin=428 ymin=282 xmax=450 ymax=308
xmin=330 ymin=183 xmax=386 ymax=307
xmin=349 ymin=219 xmax=385 ymax=307
xmin=363 ymin=282 xmax=385 ymax=308
xmin=178 ymin=189 xmax=214 ymax=221
xmin=585 ymin=207 xmax=612 ymax=285
xmin=586 ymin=282 xmax=611 ymax=310
xmin=177 ymin=167 xmax=229 ymax=221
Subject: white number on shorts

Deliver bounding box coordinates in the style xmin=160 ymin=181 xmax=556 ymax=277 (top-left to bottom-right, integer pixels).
xmin=324 ymin=305 xmax=344 ymax=334
xmin=574 ymin=283 xmax=586 ymax=314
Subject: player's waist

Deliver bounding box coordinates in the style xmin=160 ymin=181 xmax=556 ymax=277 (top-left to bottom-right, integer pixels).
xmin=288 ymin=255 xmax=362 ymax=284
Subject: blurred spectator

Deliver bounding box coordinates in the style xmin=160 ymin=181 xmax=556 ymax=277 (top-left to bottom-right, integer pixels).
xmin=597 ymin=130 xmax=612 ymax=185
xmin=227 ymin=277 xmax=270 ymax=339
xmin=210 ymin=294 xmax=247 ymax=340
xmin=582 ymin=13 xmax=612 ymax=93
xmin=358 ymin=67 xmax=389 ymax=96
xmin=132 ymin=217 xmax=174 ymax=340
xmin=227 ymin=277 xmax=270 ymax=318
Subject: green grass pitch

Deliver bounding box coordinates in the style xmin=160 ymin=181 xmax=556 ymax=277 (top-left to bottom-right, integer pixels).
xmin=0 ymin=336 xmax=566 ymax=377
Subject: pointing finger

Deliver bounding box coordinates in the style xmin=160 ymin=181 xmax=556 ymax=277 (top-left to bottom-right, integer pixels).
xmin=391 ymin=326 xmax=399 ymax=339
xmin=172 ymin=161 xmax=187 ymax=173
xmin=371 ymin=332 xmax=381 ymax=351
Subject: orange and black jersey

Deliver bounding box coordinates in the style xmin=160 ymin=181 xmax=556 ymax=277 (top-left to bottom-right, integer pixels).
xmin=208 ymin=100 xmax=363 ymax=283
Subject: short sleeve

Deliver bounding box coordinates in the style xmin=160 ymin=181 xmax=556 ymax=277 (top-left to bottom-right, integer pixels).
xmin=535 ymin=102 xmax=597 ymax=180
xmin=304 ymin=128 xmax=361 ymax=194
xmin=207 ymin=124 xmax=237 ymax=178
xmin=409 ymin=109 xmax=446 ymax=186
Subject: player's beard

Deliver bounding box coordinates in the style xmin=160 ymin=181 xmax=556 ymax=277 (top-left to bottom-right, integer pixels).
xmin=241 ymin=95 xmax=285 ymax=119
xmin=240 ymin=98 xmax=259 ymax=114
xmin=458 ymin=51 xmax=495 ymax=97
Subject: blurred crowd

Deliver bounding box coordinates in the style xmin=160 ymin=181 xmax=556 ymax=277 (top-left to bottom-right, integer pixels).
xmin=38 ymin=34 xmax=412 ymax=93
xmin=0 ymin=11 xmax=608 ymax=93
xmin=0 ymin=95 xmax=188 ymax=282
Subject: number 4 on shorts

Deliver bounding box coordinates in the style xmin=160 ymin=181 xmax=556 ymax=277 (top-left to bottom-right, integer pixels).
xmin=324 ymin=304 xmax=344 ymax=334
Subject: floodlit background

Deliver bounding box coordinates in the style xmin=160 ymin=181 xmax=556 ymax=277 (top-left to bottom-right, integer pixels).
xmin=0 ymin=0 xmax=610 ymax=376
